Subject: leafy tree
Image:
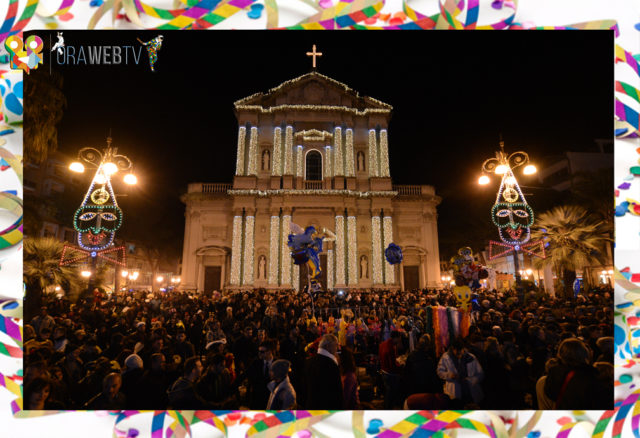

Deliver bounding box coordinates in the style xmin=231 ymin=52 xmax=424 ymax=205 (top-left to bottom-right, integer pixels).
xmin=24 ymin=68 xmax=67 ymax=165
xmin=531 ymin=205 xmax=611 ymax=298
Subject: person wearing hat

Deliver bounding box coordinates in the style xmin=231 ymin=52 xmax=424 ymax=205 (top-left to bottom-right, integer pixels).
xmin=122 ymin=354 xmax=144 ymax=407
xmin=266 ymin=359 xmax=296 ymax=410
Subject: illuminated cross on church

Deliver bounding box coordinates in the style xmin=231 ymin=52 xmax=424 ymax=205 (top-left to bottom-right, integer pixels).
xmin=306 ymin=45 xmax=323 ymax=69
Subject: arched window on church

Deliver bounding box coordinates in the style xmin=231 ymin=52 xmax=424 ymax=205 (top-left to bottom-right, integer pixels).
xmin=261 ymin=149 xmax=270 ymax=171
xmin=305 ymin=150 xmax=322 ymax=181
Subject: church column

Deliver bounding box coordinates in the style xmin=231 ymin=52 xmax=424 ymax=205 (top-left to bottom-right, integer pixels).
xmin=345 ymin=129 xmax=355 ymax=177
xmin=368 ymin=129 xmax=379 ymax=177
xmin=347 ymin=215 xmax=358 ymax=285
xmin=284 ymin=126 xmax=294 ymax=175
xmin=327 ymin=245 xmax=334 ymax=290
xmin=335 ymin=215 xmax=346 ymax=286
xmin=247 ymin=127 xmax=258 ymax=176
xmin=296 ymin=146 xmax=304 ymax=178
xmin=383 ymin=215 xmax=394 ymax=284
xmin=242 ymin=212 xmax=255 ymax=286
xmin=379 ymin=129 xmax=390 ymax=177
xmin=268 ymin=214 xmax=281 ymax=286
xmin=324 ymin=146 xmax=333 ymax=179
xmin=230 ymin=214 xmax=244 ymax=285
xmin=371 ymin=214 xmax=383 ymax=285
xmin=280 ymin=212 xmax=292 ymax=286
xmin=272 ymin=127 xmax=282 ymax=176
xmin=235 ymin=126 xmax=247 ymax=176
xmin=333 ymin=127 xmax=344 ymax=176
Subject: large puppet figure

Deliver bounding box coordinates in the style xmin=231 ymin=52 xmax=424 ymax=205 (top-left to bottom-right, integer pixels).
xmin=288 ymin=223 xmax=336 ymax=292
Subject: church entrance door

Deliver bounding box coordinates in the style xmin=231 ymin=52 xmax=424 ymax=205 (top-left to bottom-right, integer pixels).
xmin=403 ymin=266 xmax=419 ymax=291
xmin=204 ymin=266 xmax=221 ymax=293
xmin=298 ymin=254 xmax=328 ymax=291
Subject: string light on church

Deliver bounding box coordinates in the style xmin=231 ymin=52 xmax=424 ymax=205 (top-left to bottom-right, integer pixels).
xmin=368 ymin=129 xmax=378 ymax=177
xmin=296 ymin=146 xmax=304 ymax=177
xmin=347 ymin=216 xmax=358 ymax=284
xmin=242 ymin=215 xmax=255 ymax=285
xmin=284 ymin=126 xmax=294 ymax=175
xmin=269 ymin=216 xmax=280 ymax=285
xmin=280 ymin=215 xmax=292 ymax=285
xmin=371 ymin=216 xmax=383 ymax=284
xmin=236 ymin=126 xmax=246 ymax=176
xmin=333 ymin=127 xmax=344 ymax=176
xmin=230 ymin=216 xmax=243 ymax=285
xmin=335 ymin=216 xmax=346 ymax=285
xmin=383 ymin=216 xmax=394 ymax=283
xmin=379 ymin=129 xmax=390 ymax=177
xmin=345 ymin=129 xmax=355 ymax=177
xmin=247 ymin=127 xmax=258 ymax=176
xmin=272 ymin=127 xmax=282 ymax=176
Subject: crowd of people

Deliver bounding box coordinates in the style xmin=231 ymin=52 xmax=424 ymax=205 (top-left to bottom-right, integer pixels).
xmin=23 ymin=285 xmax=613 ymax=410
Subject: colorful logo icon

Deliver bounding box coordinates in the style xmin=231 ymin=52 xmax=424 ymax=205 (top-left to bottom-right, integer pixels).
xmin=5 ymin=35 xmax=44 ymax=74
xmin=137 ymin=35 xmax=163 ymax=72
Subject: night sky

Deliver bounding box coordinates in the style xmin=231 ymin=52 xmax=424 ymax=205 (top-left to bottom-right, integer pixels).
xmin=26 ymin=30 xmax=613 ymax=260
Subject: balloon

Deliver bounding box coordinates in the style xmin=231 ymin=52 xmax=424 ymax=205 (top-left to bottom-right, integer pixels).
xmin=384 ymin=243 xmax=403 ymax=265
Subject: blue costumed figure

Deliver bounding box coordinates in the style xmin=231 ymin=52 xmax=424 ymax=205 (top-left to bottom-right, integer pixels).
xmin=288 ymin=223 xmax=336 ymax=292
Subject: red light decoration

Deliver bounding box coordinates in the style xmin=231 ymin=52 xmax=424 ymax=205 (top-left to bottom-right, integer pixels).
xmin=59 ymin=245 xmax=126 ymax=267
xmin=489 ymin=240 xmax=546 ymax=261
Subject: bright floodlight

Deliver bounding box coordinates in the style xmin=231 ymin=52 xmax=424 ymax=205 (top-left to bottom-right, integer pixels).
xmin=156 ymin=276 xmax=164 ymax=283
xmin=523 ymin=164 xmax=537 ymax=175
xmin=81 ymin=270 xmax=92 ymax=278
xmin=124 ymin=173 xmax=138 ymax=185
xmin=69 ymin=162 xmax=85 ymax=173
xmin=494 ymin=164 xmax=509 ymax=175
xmin=103 ymin=162 xmax=118 ymax=175
xmin=526 ymin=269 xmax=533 ymax=275
xmin=121 ymin=270 xmax=129 ymax=277
xmin=478 ymin=175 xmax=490 ymax=185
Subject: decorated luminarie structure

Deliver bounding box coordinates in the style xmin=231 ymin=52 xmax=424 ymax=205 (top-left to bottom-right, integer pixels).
xmin=480 ymin=139 xmax=545 ymax=284
xmin=60 ymin=137 xmax=137 ymax=283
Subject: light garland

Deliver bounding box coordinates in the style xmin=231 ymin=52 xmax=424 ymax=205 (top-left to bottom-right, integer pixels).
xmin=228 ymin=189 xmax=398 ymax=198
xmin=379 ymin=129 xmax=390 ymax=177
xmin=345 ymin=129 xmax=355 ymax=177
xmin=324 ymin=146 xmax=333 ymax=179
xmin=347 ymin=216 xmax=358 ymax=285
xmin=371 ymin=215 xmax=383 ymax=284
xmin=335 ymin=215 xmax=346 ymax=285
xmin=280 ymin=215 xmax=292 ymax=285
xmin=333 ymin=127 xmax=344 ymax=176
xmin=230 ymin=215 xmax=243 ymax=285
xmin=296 ymin=146 xmax=303 ymax=177
xmin=383 ymin=216 xmax=394 ymax=284
xmin=269 ymin=216 xmax=280 ymax=285
xmin=294 ymin=129 xmax=334 ymax=142
xmin=234 ymin=72 xmax=392 ymax=111
xmin=368 ymin=129 xmax=379 ymax=177
xmin=236 ymin=126 xmax=246 ymax=176
xmin=327 ymin=249 xmax=334 ymax=290
xmin=247 ymin=127 xmax=258 ymax=176
xmin=234 ymin=104 xmax=390 ymax=116
xmin=242 ymin=215 xmax=255 ymax=285
xmin=292 ymin=263 xmax=300 ymax=291
xmin=284 ymin=126 xmax=293 ymax=175
xmin=272 ymin=127 xmax=282 ymax=176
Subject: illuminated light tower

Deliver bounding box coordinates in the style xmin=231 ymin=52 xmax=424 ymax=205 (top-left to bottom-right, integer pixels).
xmin=479 ymin=137 xmax=545 ymax=286
xmin=61 ymin=136 xmax=137 ymax=292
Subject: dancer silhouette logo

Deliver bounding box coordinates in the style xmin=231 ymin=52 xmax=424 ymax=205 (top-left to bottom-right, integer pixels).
xmin=137 ymin=35 xmax=164 ymax=72
xmin=5 ymin=34 xmax=44 ymax=74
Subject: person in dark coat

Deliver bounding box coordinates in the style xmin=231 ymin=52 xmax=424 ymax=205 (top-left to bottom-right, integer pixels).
xmin=402 ymin=334 xmax=441 ymax=398
xmin=84 ymin=372 xmax=126 ymax=409
xmin=243 ymin=340 xmax=275 ymax=409
xmin=138 ymin=353 xmax=170 ymax=408
xmin=167 ymin=357 xmax=207 ymax=409
xmin=304 ymin=334 xmax=344 ymax=409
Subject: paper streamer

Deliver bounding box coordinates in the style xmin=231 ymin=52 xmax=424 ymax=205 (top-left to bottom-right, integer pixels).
xmin=376 ymin=410 xmax=469 ymax=438
xmin=0 ymin=0 xmax=38 ymax=44
xmin=35 ymin=0 xmax=76 ymax=17
xmin=246 ymin=411 xmax=334 ymax=438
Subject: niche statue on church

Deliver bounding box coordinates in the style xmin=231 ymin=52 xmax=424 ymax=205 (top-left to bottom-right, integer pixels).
xmin=357 ymin=151 xmax=365 ymax=172
xmin=258 ymin=255 xmax=266 ymax=279
xmin=360 ymin=255 xmax=368 ymax=279
xmin=262 ymin=150 xmax=270 ymax=171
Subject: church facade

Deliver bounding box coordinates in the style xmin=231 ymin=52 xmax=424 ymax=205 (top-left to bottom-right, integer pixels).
xmin=180 ymin=72 xmax=441 ymax=293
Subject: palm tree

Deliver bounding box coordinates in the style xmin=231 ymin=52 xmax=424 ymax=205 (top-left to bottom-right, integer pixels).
xmin=531 ymin=205 xmax=611 ymax=298
xmin=24 ymin=237 xmax=84 ymax=318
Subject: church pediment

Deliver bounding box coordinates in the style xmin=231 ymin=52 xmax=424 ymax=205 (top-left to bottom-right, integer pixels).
xmin=235 ymin=72 xmax=392 ymax=112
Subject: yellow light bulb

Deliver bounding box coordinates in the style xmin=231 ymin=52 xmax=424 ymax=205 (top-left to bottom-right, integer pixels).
xmin=478 ymin=175 xmax=490 ymax=185
xmin=94 ymin=173 xmax=107 ymax=184
xmin=523 ymin=164 xmax=537 ymax=175
xmin=69 ymin=162 xmax=85 ymax=173
xmin=124 ymin=173 xmax=138 ymax=185
xmin=103 ymin=162 xmax=118 ymax=175
xmin=494 ymin=164 xmax=509 ymax=175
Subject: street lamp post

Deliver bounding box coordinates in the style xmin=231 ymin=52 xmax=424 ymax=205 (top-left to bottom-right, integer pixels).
xmin=479 ymin=137 xmax=545 ymax=289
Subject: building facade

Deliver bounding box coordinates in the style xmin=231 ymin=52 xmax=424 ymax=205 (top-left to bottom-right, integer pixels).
xmin=181 ymin=72 xmax=441 ymax=293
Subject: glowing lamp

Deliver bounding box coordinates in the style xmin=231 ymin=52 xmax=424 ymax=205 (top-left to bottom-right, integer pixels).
xmin=607 ymin=270 xmax=613 ymax=275
xmin=94 ymin=173 xmax=107 ymax=184
xmin=494 ymin=164 xmax=509 ymax=175
xmin=526 ymin=269 xmax=532 ymax=275
xmin=69 ymin=162 xmax=85 ymax=173
xmin=55 ymin=286 xmax=61 ymax=291
xmin=121 ymin=270 xmax=129 ymax=277
xmin=103 ymin=162 xmax=118 ymax=175
xmin=523 ymin=164 xmax=537 ymax=175
xmin=478 ymin=175 xmax=490 ymax=185
xmin=601 ymin=270 xmax=607 ymax=275
xmin=81 ymin=270 xmax=92 ymax=278
xmin=156 ymin=276 xmax=164 ymax=282
xmin=124 ymin=173 xmax=138 ymax=185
